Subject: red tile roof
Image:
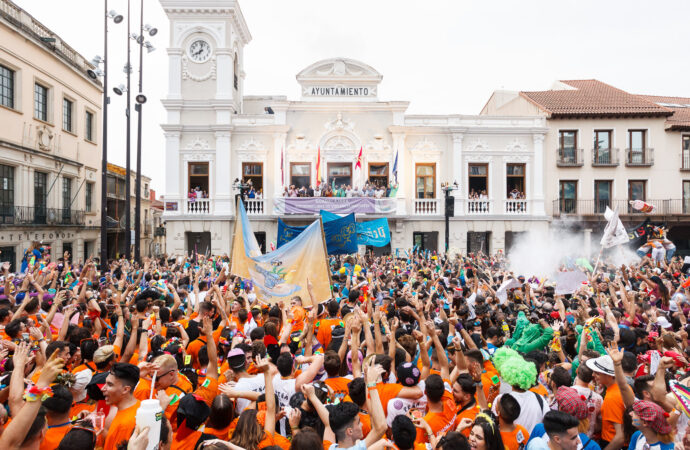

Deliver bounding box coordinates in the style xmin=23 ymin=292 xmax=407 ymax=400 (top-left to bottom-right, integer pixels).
xmin=637 ymin=95 xmax=690 ymax=131
xmin=520 ymin=80 xmax=673 ymax=118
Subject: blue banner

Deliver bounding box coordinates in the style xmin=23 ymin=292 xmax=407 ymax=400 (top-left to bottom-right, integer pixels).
xmin=277 ymin=214 xmax=358 ymax=255
xmin=356 ymin=218 xmax=391 ymax=247
xmin=323 ymin=213 xmax=358 ymax=255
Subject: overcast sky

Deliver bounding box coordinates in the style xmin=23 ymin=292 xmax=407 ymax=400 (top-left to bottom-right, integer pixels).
xmin=14 ymin=0 xmax=690 ymax=192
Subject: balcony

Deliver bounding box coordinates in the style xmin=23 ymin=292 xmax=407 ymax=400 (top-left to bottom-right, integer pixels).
xmin=504 ymin=199 xmax=528 ymax=214
xmin=557 ymin=148 xmax=584 ymax=167
xmin=186 ymin=198 xmax=212 ymax=215
xmin=245 ymin=199 xmax=265 ymax=215
xmin=592 ymin=148 xmax=619 ymax=167
xmin=0 ymin=206 xmax=86 ymax=226
xmin=467 ymin=199 xmax=492 ymax=215
xmin=552 ymin=199 xmax=688 ymax=216
xmin=681 ymin=152 xmax=690 ymax=171
xmin=625 ymin=148 xmax=654 ymax=167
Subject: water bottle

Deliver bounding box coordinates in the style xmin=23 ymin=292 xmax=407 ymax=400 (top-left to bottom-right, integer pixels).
xmin=135 ymin=399 xmax=163 ymax=450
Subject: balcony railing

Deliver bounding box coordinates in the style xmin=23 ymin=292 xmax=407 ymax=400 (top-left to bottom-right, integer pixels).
xmin=467 ymin=199 xmax=492 ymax=215
xmin=625 ymin=148 xmax=654 ymax=167
xmin=505 ymin=199 xmax=528 ymax=214
xmin=681 ymin=152 xmax=690 ymax=171
xmin=553 ymin=199 xmax=688 ymax=216
xmin=186 ymin=198 xmax=212 ymax=215
xmin=0 ymin=206 xmax=85 ymax=226
xmin=413 ymin=199 xmax=440 ymax=215
xmin=557 ymin=148 xmax=584 ymax=167
xmin=592 ymin=148 xmax=619 ymax=167
xmin=245 ymin=199 xmax=265 ymax=215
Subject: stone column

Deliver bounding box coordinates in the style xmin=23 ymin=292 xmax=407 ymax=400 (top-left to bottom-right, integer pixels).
xmin=273 ymin=133 xmax=287 ymax=197
xmin=215 ymin=131 xmax=232 ymax=215
xmin=451 ymin=133 xmax=464 ymax=215
xmin=532 ymin=134 xmax=546 ymax=215
xmin=164 ymin=132 xmax=181 ymax=213
xmin=167 ymin=49 xmax=182 ymax=100
xmin=216 ymin=49 xmax=233 ymax=101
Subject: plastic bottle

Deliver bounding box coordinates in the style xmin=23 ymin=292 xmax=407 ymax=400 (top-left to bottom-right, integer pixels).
xmin=135 ymin=399 xmax=163 ymax=450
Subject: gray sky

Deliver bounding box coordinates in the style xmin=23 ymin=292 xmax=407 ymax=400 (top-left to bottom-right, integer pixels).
xmin=14 ymin=0 xmax=690 ymax=192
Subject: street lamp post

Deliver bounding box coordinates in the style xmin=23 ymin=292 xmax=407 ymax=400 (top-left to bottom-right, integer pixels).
xmin=442 ymin=182 xmax=458 ymax=253
xmin=95 ymin=3 xmax=123 ymax=272
xmin=124 ymin=0 xmax=131 ymax=261
xmin=134 ymin=0 xmax=156 ymax=262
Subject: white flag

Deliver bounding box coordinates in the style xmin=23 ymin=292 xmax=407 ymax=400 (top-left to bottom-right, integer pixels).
xmin=600 ymin=207 xmax=629 ymax=248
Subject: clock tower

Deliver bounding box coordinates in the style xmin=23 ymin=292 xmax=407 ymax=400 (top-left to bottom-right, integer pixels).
xmin=160 ymin=0 xmax=252 ymax=223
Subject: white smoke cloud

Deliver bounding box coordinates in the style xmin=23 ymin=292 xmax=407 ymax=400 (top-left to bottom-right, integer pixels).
xmin=506 ymin=219 xmax=640 ymax=279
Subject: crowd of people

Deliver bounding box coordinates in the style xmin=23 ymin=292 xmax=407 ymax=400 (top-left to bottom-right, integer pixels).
xmin=0 ymin=240 xmax=688 ymax=450
xmin=282 ymin=180 xmax=398 ymax=199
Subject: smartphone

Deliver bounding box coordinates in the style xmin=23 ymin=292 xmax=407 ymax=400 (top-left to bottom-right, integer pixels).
xmin=409 ymin=409 xmax=423 ymax=419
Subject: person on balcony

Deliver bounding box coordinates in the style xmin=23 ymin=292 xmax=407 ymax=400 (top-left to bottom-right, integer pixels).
xmin=256 ymin=188 xmax=263 ymax=199
xmin=289 ymin=185 xmax=298 ymax=197
xmin=247 ymin=185 xmax=256 ymax=199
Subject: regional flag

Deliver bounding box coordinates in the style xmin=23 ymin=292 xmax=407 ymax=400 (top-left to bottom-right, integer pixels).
xmin=231 ymin=200 xmax=331 ymax=306
xmin=355 ymin=146 xmax=363 ymax=170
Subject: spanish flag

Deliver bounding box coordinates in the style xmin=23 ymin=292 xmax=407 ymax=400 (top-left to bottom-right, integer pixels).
xmin=355 ymin=146 xmax=363 ymax=170
xmin=316 ymin=146 xmax=321 ymax=186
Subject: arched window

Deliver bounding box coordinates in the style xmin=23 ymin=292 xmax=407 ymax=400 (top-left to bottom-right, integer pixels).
xmin=233 ymin=52 xmax=239 ymax=90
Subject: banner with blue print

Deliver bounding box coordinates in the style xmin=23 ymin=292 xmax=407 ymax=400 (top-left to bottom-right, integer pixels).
xmin=321 ymin=210 xmax=391 ymax=247
xmin=277 ymin=213 xmax=358 ymax=255
xmin=355 ymin=218 xmax=391 ymax=247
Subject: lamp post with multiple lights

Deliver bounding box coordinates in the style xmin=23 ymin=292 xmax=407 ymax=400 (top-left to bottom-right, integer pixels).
xmin=87 ymin=4 xmax=122 ymax=272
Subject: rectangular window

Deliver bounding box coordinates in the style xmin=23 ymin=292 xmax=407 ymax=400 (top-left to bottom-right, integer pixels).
xmin=559 ymin=180 xmax=577 ymax=214
xmin=85 ymin=182 xmax=93 ymax=213
xmin=506 ymin=163 xmax=525 ymax=198
xmin=62 ymin=98 xmax=73 ymax=132
xmin=415 ymin=163 xmax=436 ymax=199
xmin=413 ymin=231 xmax=438 ymax=252
xmin=684 ymin=181 xmax=690 ymax=214
xmin=368 ymin=163 xmax=389 ymax=189
xmin=628 ymin=180 xmax=646 ymax=201
xmin=0 ymin=64 xmax=14 ymax=109
xmin=188 ymin=162 xmax=209 ymax=198
xmin=290 ymin=162 xmax=311 ymax=189
xmin=34 ymin=171 xmax=47 ymax=224
xmin=559 ymin=130 xmax=578 ymax=164
xmin=0 ymin=164 xmax=14 ymax=222
xmin=328 ymin=163 xmax=352 ymax=189
xmin=85 ymin=110 xmax=94 ymax=141
xmin=242 ymin=162 xmax=263 ymax=192
xmin=629 ymin=130 xmax=646 ymax=150
xmin=682 ymin=135 xmax=690 ymax=170
xmin=468 ymin=163 xmax=487 ymax=198
xmin=62 ymin=177 xmax=72 ymax=221
xmin=594 ymin=180 xmax=612 ymax=213
xmin=593 ymin=130 xmax=612 ymax=164
xmin=34 ymin=83 xmax=48 ymax=121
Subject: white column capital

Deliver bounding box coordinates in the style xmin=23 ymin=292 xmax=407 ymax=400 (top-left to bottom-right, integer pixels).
xmin=533 ymin=133 xmax=545 ymax=144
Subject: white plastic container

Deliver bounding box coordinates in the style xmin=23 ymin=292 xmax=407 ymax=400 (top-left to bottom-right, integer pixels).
xmin=135 ymin=399 xmax=163 ymax=450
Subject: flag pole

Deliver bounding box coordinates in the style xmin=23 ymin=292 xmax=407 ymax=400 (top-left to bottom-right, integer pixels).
xmin=592 ymin=247 xmax=604 ymax=275
xmin=318 ymin=216 xmax=334 ymax=301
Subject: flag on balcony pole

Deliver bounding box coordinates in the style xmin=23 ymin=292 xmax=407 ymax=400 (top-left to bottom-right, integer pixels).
xmin=355 ymin=146 xmax=363 ymax=170
xmin=316 ymin=146 xmax=321 ymax=186
xmin=392 ymin=149 xmax=398 ymax=182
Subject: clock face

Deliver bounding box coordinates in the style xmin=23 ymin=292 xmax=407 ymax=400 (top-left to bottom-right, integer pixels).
xmin=188 ymin=39 xmax=211 ymax=63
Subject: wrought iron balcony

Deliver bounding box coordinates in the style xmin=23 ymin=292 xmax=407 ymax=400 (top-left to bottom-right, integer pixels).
xmin=592 ymin=148 xmax=619 ymax=167
xmin=556 ymin=148 xmax=584 ymax=167
xmin=625 ymin=148 xmax=654 ymax=167
xmin=0 ymin=205 xmax=85 ymax=226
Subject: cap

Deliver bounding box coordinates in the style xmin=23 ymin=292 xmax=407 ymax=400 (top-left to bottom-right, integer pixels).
xmin=633 ymin=400 xmax=672 ymax=435
xmin=93 ymin=345 xmax=115 ymax=364
xmin=555 ymin=386 xmax=588 ymax=420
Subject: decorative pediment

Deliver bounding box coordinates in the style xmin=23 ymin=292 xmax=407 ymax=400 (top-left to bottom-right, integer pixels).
xmin=466 ymin=155 xmax=492 ymax=163
xmin=237 ymin=138 xmax=268 ymax=162
xmin=364 ymin=138 xmax=393 ymax=161
xmin=325 ymin=113 xmax=355 ymax=132
xmin=502 ymin=155 xmax=530 ymax=163
xmin=297 ymin=58 xmax=382 ymax=83
xmin=287 ymin=137 xmax=316 ymax=153
xmin=467 ymin=138 xmax=490 ymax=152
xmin=182 ymin=152 xmax=214 ymax=162
xmin=505 ymin=138 xmax=527 ymax=153
xmin=184 ymin=137 xmax=211 ymax=151
xmin=410 ymin=137 xmax=441 ymax=162
xmin=323 ymin=135 xmax=356 ymax=152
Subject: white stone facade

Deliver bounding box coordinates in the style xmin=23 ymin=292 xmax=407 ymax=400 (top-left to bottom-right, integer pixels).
xmin=160 ymin=0 xmax=549 ymax=256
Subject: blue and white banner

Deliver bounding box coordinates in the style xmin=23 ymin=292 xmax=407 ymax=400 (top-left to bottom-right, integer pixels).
xmin=277 ymin=212 xmax=358 ymax=255
xmin=355 ymin=218 xmax=391 ymax=247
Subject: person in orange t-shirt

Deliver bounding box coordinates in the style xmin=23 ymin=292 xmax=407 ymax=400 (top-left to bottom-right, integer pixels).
xmin=497 ymin=393 xmax=530 ymax=450
xmin=586 ymin=355 xmax=625 ymax=448
xmin=134 ymin=354 xmax=193 ymax=428
xmin=40 ymin=385 xmax=74 ymax=450
xmin=453 ymin=373 xmax=481 ymax=437
xmin=414 ymin=374 xmax=458 ymax=443
xmin=315 ymin=301 xmax=343 ymax=350
xmin=101 ymin=363 xmax=142 ymax=450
